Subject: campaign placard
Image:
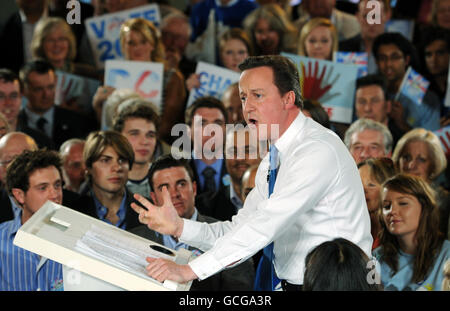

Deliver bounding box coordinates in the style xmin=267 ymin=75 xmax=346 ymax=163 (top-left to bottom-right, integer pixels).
xmin=282 ymin=53 xmax=359 ymax=124
xmin=396 ymin=66 xmax=429 ymax=105
xmin=434 ymin=126 xmax=450 ymax=157
xmin=85 ymin=4 xmax=161 ymax=69
xmin=334 ymin=51 xmax=368 ymax=78
xmin=55 ymin=71 xmax=100 ymax=115
xmin=186 ymin=62 xmax=240 ymax=108
xmin=104 ymin=60 xmax=164 ymax=112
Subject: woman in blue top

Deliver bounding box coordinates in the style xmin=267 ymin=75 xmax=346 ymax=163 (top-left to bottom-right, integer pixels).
xmin=373 ymin=173 xmax=450 ymax=291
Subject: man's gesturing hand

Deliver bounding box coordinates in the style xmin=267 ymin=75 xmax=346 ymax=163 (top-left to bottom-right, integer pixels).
xmin=131 ymin=186 xmax=184 ymax=237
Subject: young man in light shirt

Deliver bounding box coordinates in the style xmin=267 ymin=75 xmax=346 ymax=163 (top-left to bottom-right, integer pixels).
xmin=131 ymin=55 xmax=372 ymax=290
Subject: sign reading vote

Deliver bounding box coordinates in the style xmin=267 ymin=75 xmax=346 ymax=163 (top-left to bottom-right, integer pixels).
xmin=187 ymin=62 xmax=240 ymax=107
xmin=282 ymin=53 xmax=359 ymax=124
xmin=104 ymin=60 xmax=164 ymax=112
xmin=85 ymin=4 xmax=161 ymax=69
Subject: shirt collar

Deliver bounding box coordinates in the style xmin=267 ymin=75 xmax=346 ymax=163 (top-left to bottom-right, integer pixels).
xmin=24 ymin=105 xmax=54 ymax=124
xmin=273 ymin=111 xmax=305 ymax=160
xmin=215 ymin=0 xmax=239 ymax=7
xmin=229 ymin=183 xmax=243 ymax=208
xmin=194 ymin=157 xmax=223 ymax=175
xmin=5 ymin=209 xmax=23 ymax=238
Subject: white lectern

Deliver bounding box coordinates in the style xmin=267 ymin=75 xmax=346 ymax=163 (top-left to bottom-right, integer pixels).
xmin=13 ymin=201 xmax=193 ymax=291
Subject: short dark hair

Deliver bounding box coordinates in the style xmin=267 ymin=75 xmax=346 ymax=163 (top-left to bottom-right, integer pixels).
xmin=19 ymin=59 xmax=55 ymax=86
xmin=302 ymin=99 xmax=330 ymax=129
xmin=303 ymin=238 xmax=382 ymax=291
xmin=355 ymin=74 xmax=388 ymax=100
xmin=185 ymin=96 xmax=228 ymax=125
xmin=238 ymin=55 xmax=303 ymax=109
xmin=112 ymin=101 xmax=160 ymax=133
xmin=372 ymin=32 xmax=418 ymax=69
xmin=148 ymin=154 xmax=194 ymax=192
xmin=421 ymin=26 xmax=450 ymax=51
xmin=0 ymin=68 xmax=21 ymax=92
xmin=6 ymin=149 xmax=62 ymax=195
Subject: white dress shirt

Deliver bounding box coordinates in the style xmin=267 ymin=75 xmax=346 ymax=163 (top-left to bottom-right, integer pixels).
xmin=180 ymin=112 xmax=373 ymax=284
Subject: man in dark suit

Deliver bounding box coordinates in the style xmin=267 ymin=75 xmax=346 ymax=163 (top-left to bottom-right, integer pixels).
xmin=131 ymin=154 xmax=255 ymax=290
xmin=196 ymin=124 xmax=263 ymax=221
xmin=17 ymin=60 xmax=96 ymax=150
xmin=185 ymin=96 xmax=229 ymax=196
xmin=0 ymin=68 xmax=54 ymax=149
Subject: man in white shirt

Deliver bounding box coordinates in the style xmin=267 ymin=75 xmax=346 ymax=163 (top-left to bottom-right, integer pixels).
xmin=131 ymin=55 xmax=372 ymax=290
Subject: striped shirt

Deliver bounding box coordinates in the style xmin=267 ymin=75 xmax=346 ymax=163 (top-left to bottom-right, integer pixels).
xmin=0 ymin=211 xmax=63 ymax=291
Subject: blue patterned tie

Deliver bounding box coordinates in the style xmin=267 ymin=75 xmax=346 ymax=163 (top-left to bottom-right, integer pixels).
xmin=254 ymin=145 xmax=281 ymax=291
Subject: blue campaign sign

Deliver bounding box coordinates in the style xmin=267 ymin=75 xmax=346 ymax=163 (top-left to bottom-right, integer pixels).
xmin=85 ymin=4 xmax=161 ymax=69
xmin=187 ymin=62 xmax=240 ymax=107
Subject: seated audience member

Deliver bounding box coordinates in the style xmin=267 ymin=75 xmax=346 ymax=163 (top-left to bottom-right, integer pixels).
xmin=297 ymin=18 xmax=338 ymax=61
xmin=293 ymin=0 xmax=360 ymax=42
xmin=185 ymin=97 xmax=229 ymax=196
xmin=374 ymin=174 xmax=450 ymax=291
xmin=344 ymin=118 xmax=393 ymax=165
xmin=392 ymin=128 xmax=449 ymax=238
xmin=59 ymin=138 xmax=86 ymax=193
xmin=373 ymin=32 xmax=441 ymax=131
xmin=160 ymin=12 xmax=196 ymax=80
xmin=302 ymin=99 xmax=331 ymax=129
xmin=31 ymin=17 xmax=98 ymax=79
xmin=131 ymin=154 xmax=255 ymax=290
xmin=241 ymin=164 xmax=259 ymax=201
xmin=185 ymin=28 xmax=253 ymax=92
xmin=18 ymin=60 xmax=95 ymax=150
xmin=222 ymin=82 xmax=245 ymax=125
xmin=0 ymin=149 xmax=65 ymax=290
xmin=243 ymin=3 xmax=298 ymax=56
xmin=431 ymin=0 xmax=450 ymax=30
xmin=354 ymin=74 xmax=407 ymax=147
xmin=196 ymin=124 xmax=263 ymax=221
xmin=419 ymin=27 xmax=450 ymax=122
xmin=339 ymin=0 xmax=392 ymax=75
xmin=112 ymin=100 xmax=161 ymax=198
xmin=358 ymin=158 xmax=397 ymax=250
xmin=119 ymin=18 xmax=186 ymax=144
xmin=303 ymin=238 xmax=382 ymax=291
xmin=0 ymin=69 xmax=54 ymax=149
xmin=0 ymin=132 xmax=38 ymax=223
xmin=76 ymin=131 xmax=141 ymax=230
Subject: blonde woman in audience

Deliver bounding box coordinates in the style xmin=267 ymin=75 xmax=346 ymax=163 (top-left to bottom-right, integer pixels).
xmin=243 ymin=3 xmax=298 ymax=56
xmin=297 ymin=17 xmax=338 ymax=60
xmin=373 ymin=174 xmax=450 ymax=291
xmin=392 ymin=128 xmax=449 ymax=238
xmin=31 ymin=17 xmax=98 ymax=79
xmin=431 ymin=0 xmax=450 ymax=30
xmin=119 ymin=18 xmax=186 ymax=144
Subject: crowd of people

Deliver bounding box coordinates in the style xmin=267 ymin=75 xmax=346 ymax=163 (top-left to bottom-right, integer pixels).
xmin=0 ymin=0 xmax=449 ymax=291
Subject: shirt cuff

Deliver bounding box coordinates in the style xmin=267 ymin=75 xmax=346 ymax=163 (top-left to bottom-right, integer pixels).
xmin=188 ymin=251 xmax=224 ymax=280
xmin=179 ymin=218 xmax=200 ymax=241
